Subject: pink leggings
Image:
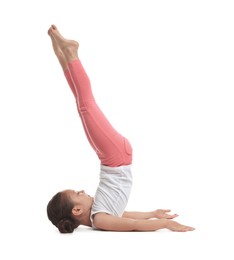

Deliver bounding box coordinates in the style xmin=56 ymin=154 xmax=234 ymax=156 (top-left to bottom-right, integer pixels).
xmin=64 ymin=59 xmax=132 ymax=167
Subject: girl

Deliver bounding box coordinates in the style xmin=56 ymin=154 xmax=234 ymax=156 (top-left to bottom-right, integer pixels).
xmin=47 ymin=25 xmax=195 ymax=233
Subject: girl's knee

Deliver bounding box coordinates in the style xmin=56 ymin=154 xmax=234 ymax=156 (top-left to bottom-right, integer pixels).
xmin=123 ymin=138 xmax=132 ymax=165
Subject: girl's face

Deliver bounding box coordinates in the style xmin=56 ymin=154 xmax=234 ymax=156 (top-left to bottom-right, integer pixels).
xmin=63 ymin=189 xmax=94 ymax=214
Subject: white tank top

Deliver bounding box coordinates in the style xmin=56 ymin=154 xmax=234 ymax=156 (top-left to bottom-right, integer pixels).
xmin=90 ymin=164 xmax=133 ymax=228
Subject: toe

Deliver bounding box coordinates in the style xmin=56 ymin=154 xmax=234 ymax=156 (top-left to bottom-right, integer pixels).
xmin=52 ymin=24 xmax=57 ymax=30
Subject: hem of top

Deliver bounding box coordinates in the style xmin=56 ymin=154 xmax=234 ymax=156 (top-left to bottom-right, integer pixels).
xmin=100 ymin=164 xmax=132 ymax=170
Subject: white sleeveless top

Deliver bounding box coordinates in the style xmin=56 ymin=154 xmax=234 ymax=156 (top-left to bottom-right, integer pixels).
xmin=90 ymin=164 xmax=133 ymax=228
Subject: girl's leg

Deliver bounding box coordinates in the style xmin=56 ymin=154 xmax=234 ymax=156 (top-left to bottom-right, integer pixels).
xmin=68 ymin=59 xmax=132 ymax=166
xmin=48 ymin=29 xmax=98 ymax=154
xmin=48 ymin=25 xmax=132 ymax=167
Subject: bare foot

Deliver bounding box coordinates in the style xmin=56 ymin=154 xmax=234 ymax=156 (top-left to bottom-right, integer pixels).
xmin=48 ymin=31 xmax=64 ymax=59
xmin=48 ymin=33 xmax=68 ymax=71
xmin=48 ymin=25 xmax=79 ymax=61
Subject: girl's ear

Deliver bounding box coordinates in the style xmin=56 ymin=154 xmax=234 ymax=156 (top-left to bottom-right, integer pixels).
xmin=72 ymin=206 xmax=83 ymax=216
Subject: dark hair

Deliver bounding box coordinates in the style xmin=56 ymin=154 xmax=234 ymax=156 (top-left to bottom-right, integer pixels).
xmin=47 ymin=192 xmax=80 ymax=233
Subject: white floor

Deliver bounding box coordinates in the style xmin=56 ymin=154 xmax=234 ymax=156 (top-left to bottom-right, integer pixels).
xmin=2 ymin=218 xmax=233 ymax=260
xmin=1 ymin=1 xmax=233 ymax=259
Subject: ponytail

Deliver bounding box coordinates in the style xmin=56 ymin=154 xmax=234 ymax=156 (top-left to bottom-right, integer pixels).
xmin=57 ymin=217 xmax=79 ymax=233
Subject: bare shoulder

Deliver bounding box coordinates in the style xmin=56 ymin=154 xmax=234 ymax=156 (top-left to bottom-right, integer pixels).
xmin=93 ymin=213 xmax=135 ymax=231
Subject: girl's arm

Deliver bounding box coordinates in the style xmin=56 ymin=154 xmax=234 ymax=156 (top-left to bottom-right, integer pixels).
xmin=93 ymin=213 xmax=195 ymax=232
xmin=123 ymin=209 xmax=178 ymax=220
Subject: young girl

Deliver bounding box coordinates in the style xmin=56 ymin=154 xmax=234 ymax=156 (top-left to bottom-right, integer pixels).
xmin=47 ymin=25 xmax=195 ymax=233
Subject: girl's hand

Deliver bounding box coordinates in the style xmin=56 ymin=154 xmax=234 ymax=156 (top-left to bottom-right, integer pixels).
xmin=166 ymin=220 xmax=195 ymax=232
xmin=153 ymin=209 xmax=178 ymax=219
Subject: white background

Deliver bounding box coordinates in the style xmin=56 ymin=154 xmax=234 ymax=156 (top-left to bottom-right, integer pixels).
xmin=0 ymin=0 xmax=233 ymax=259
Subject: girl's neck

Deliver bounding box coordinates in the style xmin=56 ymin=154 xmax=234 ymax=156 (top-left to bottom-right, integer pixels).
xmin=79 ymin=209 xmax=92 ymax=227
